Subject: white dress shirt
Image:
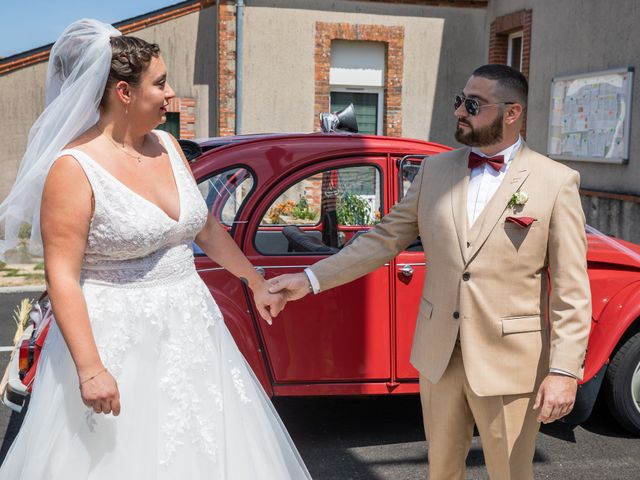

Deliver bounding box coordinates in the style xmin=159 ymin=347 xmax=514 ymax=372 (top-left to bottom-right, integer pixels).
xmin=467 ymin=136 xmax=522 ymax=226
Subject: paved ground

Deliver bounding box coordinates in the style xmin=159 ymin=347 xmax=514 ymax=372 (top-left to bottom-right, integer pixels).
xmin=0 ymin=291 xmax=638 ymax=479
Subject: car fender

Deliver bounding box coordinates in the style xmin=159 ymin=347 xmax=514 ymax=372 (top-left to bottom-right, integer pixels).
xmin=584 ymin=280 xmax=640 ymax=382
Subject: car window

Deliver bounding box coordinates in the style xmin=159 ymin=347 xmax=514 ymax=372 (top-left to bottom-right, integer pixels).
xmin=399 ymin=159 xmax=423 ymax=252
xmin=255 ymin=165 xmax=382 ymax=255
xmin=401 ymin=161 xmax=421 ymax=197
xmin=197 ymin=167 xmax=254 ymax=226
xmin=194 ymin=167 xmax=254 ymax=255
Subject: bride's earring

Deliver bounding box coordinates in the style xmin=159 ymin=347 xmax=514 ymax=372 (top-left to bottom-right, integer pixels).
xmin=125 ymin=102 xmax=129 ymax=115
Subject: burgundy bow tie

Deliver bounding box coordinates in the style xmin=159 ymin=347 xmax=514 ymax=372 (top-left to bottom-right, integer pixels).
xmin=468 ymin=152 xmax=504 ymax=172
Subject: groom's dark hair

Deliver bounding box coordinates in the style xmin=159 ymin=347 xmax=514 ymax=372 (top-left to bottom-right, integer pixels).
xmin=472 ymin=64 xmax=528 ymax=107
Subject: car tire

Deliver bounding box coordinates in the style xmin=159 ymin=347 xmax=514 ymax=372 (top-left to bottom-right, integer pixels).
xmin=604 ymin=331 xmax=640 ymax=435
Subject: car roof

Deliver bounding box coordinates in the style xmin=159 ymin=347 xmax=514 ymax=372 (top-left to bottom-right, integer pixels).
xmin=192 ymin=132 xmax=449 ymax=157
xmin=195 ymin=133 xmax=308 ymax=154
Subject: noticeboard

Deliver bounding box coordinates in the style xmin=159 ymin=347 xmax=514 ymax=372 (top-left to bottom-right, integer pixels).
xmin=547 ymin=67 xmax=633 ymax=164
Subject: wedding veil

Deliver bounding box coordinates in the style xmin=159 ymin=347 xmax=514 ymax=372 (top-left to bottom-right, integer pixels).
xmin=0 ymin=19 xmax=121 ymax=259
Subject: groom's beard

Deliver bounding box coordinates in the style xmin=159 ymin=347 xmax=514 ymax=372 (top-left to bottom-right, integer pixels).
xmin=455 ymin=112 xmax=504 ymax=147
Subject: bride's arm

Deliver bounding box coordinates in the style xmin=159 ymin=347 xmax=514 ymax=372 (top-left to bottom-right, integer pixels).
xmin=41 ymin=155 xmax=120 ymax=416
xmin=194 ymin=215 xmax=285 ymax=324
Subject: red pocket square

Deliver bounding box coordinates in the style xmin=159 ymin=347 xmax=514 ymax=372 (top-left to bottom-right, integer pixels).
xmin=505 ymin=216 xmax=536 ymax=228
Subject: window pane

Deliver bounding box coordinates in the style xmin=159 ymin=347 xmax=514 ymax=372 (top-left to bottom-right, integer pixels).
xmin=401 ymin=161 xmax=421 ymax=197
xmin=399 ymin=160 xmax=423 ymax=252
xmin=335 ymin=167 xmax=381 ymax=226
xmin=198 ymin=168 xmax=254 ymax=226
xmin=331 ymin=91 xmax=378 ymax=135
xmin=509 ymin=36 xmax=523 ymax=71
xmin=262 ymin=173 xmax=322 ymax=226
xmin=256 ymin=165 xmax=382 ymax=255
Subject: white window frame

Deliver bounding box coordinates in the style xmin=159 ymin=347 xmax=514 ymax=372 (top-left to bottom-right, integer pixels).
xmin=507 ymin=31 xmax=524 ymax=71
xmin=330 ymin=86 xmax=384 ymax=135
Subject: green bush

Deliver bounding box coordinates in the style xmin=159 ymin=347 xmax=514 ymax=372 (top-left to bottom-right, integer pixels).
xmin=34 ymin=262 xmax=45 ymax=270
xmin=337 ymin=192 xmax=373 ymax=226
xmin=291 ymin=197 xmax=317 ymax=221
xmin=18 ymin=223 xmax=32 ymax=240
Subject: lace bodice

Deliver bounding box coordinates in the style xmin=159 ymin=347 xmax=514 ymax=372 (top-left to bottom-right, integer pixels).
xmin=59 ymin=130 xmax=208 ymax=286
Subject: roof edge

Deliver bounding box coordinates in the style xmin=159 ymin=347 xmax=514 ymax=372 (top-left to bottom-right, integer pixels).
xmin=0 ymin=0 xmax=214 ymax=77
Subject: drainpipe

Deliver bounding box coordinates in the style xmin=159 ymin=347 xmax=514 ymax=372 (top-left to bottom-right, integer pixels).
xmin=215 ymin=0 xmax=220 ymax=136
xmin=235 ymin=0 xmax=244 ymax=135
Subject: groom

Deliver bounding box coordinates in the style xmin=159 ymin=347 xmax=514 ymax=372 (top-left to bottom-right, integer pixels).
xmin=269 ymin=64 xmax=591 ymax=479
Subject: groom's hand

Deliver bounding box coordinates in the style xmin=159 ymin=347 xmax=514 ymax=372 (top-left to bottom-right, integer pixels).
xmin=533 ymin=373 xmax=577 ymax=423
xmin=268 ymin=273 xmax=312 ymax=302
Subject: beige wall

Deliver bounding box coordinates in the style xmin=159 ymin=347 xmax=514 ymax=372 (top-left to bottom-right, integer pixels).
xmin=487 ymin=0 xmax=640 ymax=196
xmin=243 ymin=0 xmax=486 ymax=144
xmin=131 ymin=7 xmax=218 ymax=139
xmin=0 ymin=7 xmax=217 ymax=201
xmin=0 ymin=62 xmax=48 ymax=200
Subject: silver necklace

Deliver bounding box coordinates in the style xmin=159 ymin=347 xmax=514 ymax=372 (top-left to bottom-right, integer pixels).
xmin=100 ymin=129 xmax=144 ymax=163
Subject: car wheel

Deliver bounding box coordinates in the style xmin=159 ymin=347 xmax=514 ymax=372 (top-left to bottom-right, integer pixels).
xmin=605 ymin=331 xmax=640 ymax=435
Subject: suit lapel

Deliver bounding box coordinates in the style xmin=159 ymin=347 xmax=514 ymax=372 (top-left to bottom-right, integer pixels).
xmin=466 ymin=144 xmax=531 ymax=265
xmin=450 ymin=148 xmax=471 ymax=264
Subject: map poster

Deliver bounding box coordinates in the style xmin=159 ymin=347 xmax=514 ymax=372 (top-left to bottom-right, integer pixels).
xmin=547 ymin=67 xmax=633 ymax=164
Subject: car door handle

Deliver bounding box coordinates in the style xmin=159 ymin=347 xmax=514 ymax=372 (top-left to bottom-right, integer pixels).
xmin=399 ymin=265 xmax=414 ymax=277
xmin=255 ymin=267 xmax=266 ymax=277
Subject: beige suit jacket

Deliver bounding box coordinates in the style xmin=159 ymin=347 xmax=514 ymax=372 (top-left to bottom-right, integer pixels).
xmin=310 ymin=144 xmax=592 ymax=396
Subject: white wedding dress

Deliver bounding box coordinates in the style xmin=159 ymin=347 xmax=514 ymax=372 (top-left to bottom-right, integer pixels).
xmin=0 ymin=131 xmax=311 ymax=479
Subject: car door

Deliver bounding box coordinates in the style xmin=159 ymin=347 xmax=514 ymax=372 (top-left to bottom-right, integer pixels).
xmin=244 ymin=157 xmax=393 ymax=389
xmin=392 ymin=156 xmax=427 ymax=381
xmin=192 ymin=165 xmax=274 ymax=392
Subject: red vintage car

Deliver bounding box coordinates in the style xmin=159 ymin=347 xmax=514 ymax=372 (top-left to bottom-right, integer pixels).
xmin=5 ymin=132 xmax=640 ymax=436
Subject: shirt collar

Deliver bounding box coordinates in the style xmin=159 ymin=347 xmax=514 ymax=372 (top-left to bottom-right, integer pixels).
xmin=471 ymin=135 xmax=522 ymax=164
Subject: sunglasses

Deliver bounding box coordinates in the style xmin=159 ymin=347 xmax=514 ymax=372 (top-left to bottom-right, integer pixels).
xmin=454 ymin=94 xmax=515 ymax=116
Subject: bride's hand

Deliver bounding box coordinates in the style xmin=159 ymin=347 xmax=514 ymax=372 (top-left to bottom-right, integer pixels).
xmin=250 ymin=280 xmax=286 ymax=325
xmin=79 ymin=368 xmax=121 ymax=416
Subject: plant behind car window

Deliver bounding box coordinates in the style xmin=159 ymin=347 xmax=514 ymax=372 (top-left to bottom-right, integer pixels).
xmin=337 ymin=192 xmax=376 ymax=226
xmin=267 ymin=198 xmax=318 ymax=224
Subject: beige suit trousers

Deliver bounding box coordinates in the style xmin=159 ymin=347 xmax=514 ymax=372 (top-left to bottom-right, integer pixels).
xmin=419 ymin=342 xmax=541 ymax=480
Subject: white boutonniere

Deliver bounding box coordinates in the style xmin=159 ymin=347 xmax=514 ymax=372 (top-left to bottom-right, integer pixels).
xmin=508 ymin=191 xmax=528 ymax=210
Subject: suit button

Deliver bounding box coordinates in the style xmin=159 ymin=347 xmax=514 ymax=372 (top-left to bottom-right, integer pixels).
xmin=453 ymin=311 xmax=460 ymax=319
xmin=462 ymin=272 xmax=470 ymax=281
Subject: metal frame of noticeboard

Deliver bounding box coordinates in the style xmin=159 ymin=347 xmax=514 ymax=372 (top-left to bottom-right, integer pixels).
xmin=547 ymin=67 xmax=633 ymax=164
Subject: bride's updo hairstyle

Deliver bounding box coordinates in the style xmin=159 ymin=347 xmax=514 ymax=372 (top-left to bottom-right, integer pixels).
xmin=100 ymin=36 xmax=160 ymax=108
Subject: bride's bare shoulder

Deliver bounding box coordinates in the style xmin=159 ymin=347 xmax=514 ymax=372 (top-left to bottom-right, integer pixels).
xmin=51 ymin=127 xmax=100 ymax=176
xmin=48 ymin=128 xmax=98 ymax=191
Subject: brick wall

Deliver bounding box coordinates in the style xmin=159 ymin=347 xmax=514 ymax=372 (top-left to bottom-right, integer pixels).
xmin=488 ymin=9 xmax=532 ymax=138
xmin=166 ymin=97 xmax=196 ymax=139
xmin=315 ymin=22 xmax=405 ymax=137
xmin=218 ymin=1 xmax=237 ymax=136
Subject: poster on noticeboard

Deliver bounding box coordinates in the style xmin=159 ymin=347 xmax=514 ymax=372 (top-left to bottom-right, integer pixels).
xmin=547 ymin=67 xmax=633 ymax=164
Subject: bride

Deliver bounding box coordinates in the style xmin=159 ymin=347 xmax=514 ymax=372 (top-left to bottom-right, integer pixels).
xmin=0 ymin=19 xmax=310 ymax=479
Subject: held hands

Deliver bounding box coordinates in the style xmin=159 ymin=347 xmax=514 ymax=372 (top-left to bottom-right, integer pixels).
xmin=79 ymin=367 xmax=121 ymax=416
xmin=250 ymin=279 xmax=287 ymax=326
xmin=268 ymin=273 xmax=312 ymax=302
xmin=249 ymin=273 xmax=310 ymax=325
xmin=533 ymin=373 xmax=577 ymax=423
